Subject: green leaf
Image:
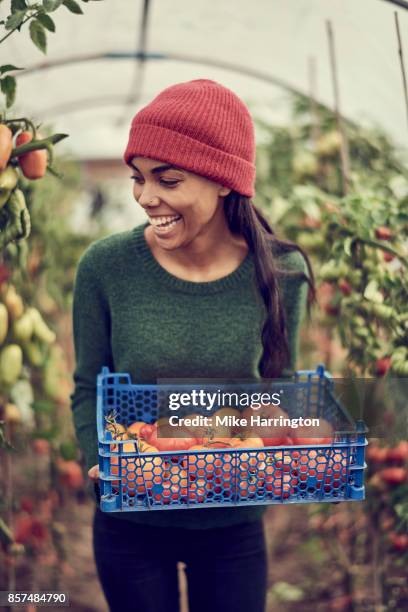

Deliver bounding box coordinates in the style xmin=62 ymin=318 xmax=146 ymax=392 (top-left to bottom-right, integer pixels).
xmin=36 ymin=13 xmax=56 ymax=32
xmin=5 ymin=10 xmax=25 ymax=30
xmin=43 ymin=0 xmax=64 ymax=12
xmin=0 ymin=76 xmax=16 ymax=108
xmin=63 ymin=0 xmax=83 ymax=13
xmin=29 ymin=20 xmax=47 ymax=53
xmin=11 ymin=0 xmax=27 ymax=11
xmin=343 ymin=236 xmax=353 ymax=257
xmin=0 ymin=65 xmax=23 ymax=75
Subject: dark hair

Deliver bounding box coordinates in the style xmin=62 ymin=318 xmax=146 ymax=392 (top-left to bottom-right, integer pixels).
xmin=223 ymin=191 xmax=316 ymax=379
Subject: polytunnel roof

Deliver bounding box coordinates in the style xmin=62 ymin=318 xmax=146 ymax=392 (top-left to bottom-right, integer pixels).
xmin=2 ymin=0 xmax=408 ymax=160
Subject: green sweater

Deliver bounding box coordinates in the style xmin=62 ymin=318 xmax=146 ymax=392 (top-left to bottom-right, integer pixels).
xmin=70 ymin=221 xmax=309 ymax=529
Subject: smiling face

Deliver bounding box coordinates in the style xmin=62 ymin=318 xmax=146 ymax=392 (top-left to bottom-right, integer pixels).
xmin=129 ymin=157 xmax=231 ymax=250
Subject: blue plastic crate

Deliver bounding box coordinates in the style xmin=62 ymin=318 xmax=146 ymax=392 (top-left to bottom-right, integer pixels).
xmin=96 ymin=365 xmax=367 ymax=512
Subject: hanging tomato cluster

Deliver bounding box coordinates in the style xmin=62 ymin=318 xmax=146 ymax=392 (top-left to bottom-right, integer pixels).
xmin=0 ymin=118 xmax=67 ymax=249
xmin=0 ymin=281 xmax=56 ymax=413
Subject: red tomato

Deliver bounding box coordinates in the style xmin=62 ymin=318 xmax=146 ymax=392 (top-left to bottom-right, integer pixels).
xmin=32 ymin=438 xmax=51 ymax=456
xmin=139 ymin=423 xmax=156 ymax=441
xmin=262 ymin=435 xmax=293 ymax=447
xmin=375 ymin=357 xmax=392 ymax=376
xmin=386 ymin=441 xmax=408 ymax=464
xmin=242 ymin=404 xmax=291 ymax=446
xmin=378 ymin=467 xmax=407 ymax=485
xmin=389 ymin=532 xmax=408 ymax=552
xmin=148 ymin=425 xmax=197 ymax=452
xmin=375 ymin=226 xmax=392 ymax=240
xmin=16 ymin=131 xmax=47 ymax=180
xmin=57 ymin=460 xmax=84 ymax=489
xmin=290 ymin=418 xmax=333 ymax=446
xmin=366 ymin=445 xmax=388 ymax=463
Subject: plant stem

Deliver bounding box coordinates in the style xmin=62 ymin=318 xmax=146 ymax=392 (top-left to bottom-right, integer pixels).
xmin=10 ymin=133 xmax=68 ymax=157
xmin=308 ymin=55 xmax=321 ymax=145
xmin=0 ymin=11 xmax=40 ymax=46
xmin=326 ymin=20 xmax=351 ymax=196
xmin=342 ymin=232 xmax=408 ymax=266
xmin=394 ymin=11 xmax=408 ymax=135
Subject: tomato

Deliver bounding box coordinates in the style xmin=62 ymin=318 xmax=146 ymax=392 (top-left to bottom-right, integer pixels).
xmin=261 ymin=435 xmax=292 ymax=447
xmin=158 ymin=467 xmax=189 ymax=503
xmin=122 ymin=453 xmax=169 ymax=497
xmin=32 ymin=438 xmax=51 ymax=456
xmin=188 ymin=444 xmax=210 ymax=451
xmin=291 ymin=434 xmax=333 ymax=446
xmin=20 ymin=497 xmax=35 ymax=514
xmin=139 ymin=422 xmax=156 ymax=441
xmin=149 ymin=424 xmax=197 ymax=451
xmin=0 ymin=124 xmax=13 ymax=171
xmin=242 ymin=404 xmax=291 ymax=446
xmin=269 ymin=450 xmax=296 ymax=473
xmin=211 ymin=406 xmax=241 ymax=436
xmin=378 ymin=467 xmax=407 ymax=485
xmin=16 ymin=131 xmax=48 ymax=180
xmin=14 ymin=515 xmax=48 ymax=549
xmin=269 ymin=473 xmax=292 ymax=498
xmin=238 ymin=450 xmax=266 ymax=483
xmin=338 ymin=279 xmax=352 ymax=296
xmin=112 ymin=440 xmax=136 ymax=453
xmin=366 ymin=444 xmax=388 ymax=463
xmin=181 ymin=412 xmax=211 ymax=440
xmin=389 ymin=532 xmax=408 ymax=552
xmin=188 ymin=485 xmax=206 ymax=503
xmin=375 ymin=357 xmax=391 ymax=377
xmin=386 ymin=441 xmax=408 ymax=463
xmin=383 ymin=251 xmax=395 ymax=263
xmin=57 ymin=460 xmax=84 ymax=489
xmin=138 ymin=441 xmax=159 ymax=454
xmin=290 ymin=418 xmax=333 ymax=446
xmin=324 ymin=304 xmax=340 ymax=317
xmin=235 ymin=436 xmax=264 ymax=449
xmin=375 ymin=226 xmax=392 ymax=240
xmin=203 ymin=437 xmax=234 ymax=448
xmin=171 ymin=437 xmax=196 ymax=452
xmin=188 ymin=450 xmax=226 ymax=481
xmin=127 ymin=421 xmax=147 ymax=438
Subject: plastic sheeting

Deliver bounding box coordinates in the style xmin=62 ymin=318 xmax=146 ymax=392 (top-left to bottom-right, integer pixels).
xmin=2 ymin=0 xmax=408 ymax=159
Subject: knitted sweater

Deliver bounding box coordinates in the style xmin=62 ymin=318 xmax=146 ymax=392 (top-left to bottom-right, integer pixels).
xmin=70 ymin=221 xmax=309 ymax=529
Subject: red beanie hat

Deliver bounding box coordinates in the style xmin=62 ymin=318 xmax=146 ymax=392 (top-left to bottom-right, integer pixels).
xmin=123 ymin=79 xmax=256 ymax=198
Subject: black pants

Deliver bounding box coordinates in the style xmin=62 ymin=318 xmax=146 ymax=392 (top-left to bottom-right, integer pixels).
xmin=93 ymin=507 xmax=267 ymax=612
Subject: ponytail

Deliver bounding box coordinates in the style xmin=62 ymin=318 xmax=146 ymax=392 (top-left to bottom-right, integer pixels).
xmin=223 ymin=192 xmax=316 ymax=378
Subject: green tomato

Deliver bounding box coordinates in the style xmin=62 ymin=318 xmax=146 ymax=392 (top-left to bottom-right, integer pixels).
xmin=354 ymin=326 xmax=369 ymax=338
xmin=372 ymin=303 xmax=395 ymax=321
xmin=320 ymin=260 xmax=348 ymax=281
xmin=0 ymin=166 xmax=18 ymax=209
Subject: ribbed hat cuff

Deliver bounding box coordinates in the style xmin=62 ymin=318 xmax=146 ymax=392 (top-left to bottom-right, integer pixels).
xmin=123 ymin=124 xmax=255 ymax=198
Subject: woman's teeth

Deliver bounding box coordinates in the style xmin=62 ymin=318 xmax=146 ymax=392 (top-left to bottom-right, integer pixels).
xmin=149 ymin=215 xmax=182 ymax=233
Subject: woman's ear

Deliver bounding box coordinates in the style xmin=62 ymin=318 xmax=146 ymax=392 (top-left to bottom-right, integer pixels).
xmin=218 ymin=186 xmax=231 ymax=197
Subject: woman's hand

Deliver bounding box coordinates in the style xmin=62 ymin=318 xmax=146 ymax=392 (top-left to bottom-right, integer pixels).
xmin=88 ymin=464 xmax=100 ymax=481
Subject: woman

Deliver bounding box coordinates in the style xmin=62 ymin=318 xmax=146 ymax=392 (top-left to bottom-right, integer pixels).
xmin=71 ymin=79 xmax=316 ymax=612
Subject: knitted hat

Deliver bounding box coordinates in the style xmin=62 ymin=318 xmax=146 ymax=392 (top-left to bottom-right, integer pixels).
xmin=123 ymin=79 xmax=256 ymax=197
